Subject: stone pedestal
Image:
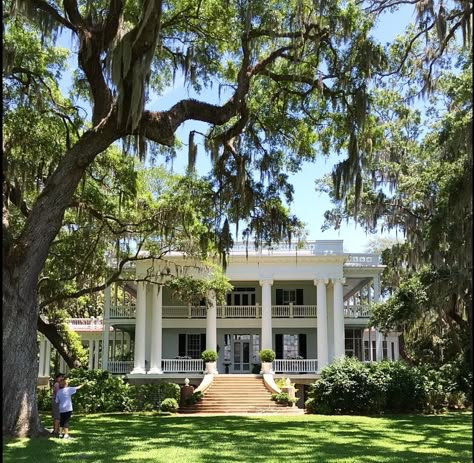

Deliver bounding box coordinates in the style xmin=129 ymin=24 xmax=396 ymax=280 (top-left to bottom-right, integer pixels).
xmin=180 ymin=384 xmax=195 ymax=404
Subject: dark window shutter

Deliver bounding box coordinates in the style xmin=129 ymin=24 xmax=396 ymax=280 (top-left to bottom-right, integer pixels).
xmin=276 ymin=289 xmax=283 ymax=305
xmin=200 ymin=334 xmax=206 ymax=354
xmin=275 ymin=334 xmax=283 ymax=359
xmin=296 ymin=289 xmax=304 ymax=305
xmin=178 ymin=334 xmax=186 ymax=356
xmin=298 ymin=334 xmax=307 ymax=358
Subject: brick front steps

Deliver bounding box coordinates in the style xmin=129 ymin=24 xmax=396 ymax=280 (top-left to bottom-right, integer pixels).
xmin=180 ymin=375 xmax=303 ymax=415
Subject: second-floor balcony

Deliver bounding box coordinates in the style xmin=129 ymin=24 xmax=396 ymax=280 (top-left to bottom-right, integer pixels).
xmin=108 ymin=303 xmax=371 ymax=320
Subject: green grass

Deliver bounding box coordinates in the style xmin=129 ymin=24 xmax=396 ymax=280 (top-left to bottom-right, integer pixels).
xmin=3 ymin=412 xmax=472 ymax=463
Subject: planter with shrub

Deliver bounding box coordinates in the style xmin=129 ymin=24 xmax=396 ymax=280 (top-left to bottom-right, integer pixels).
xmin=259 ymin=349 xmax=275 ymax=374
xmin=201 ymin=349 xmax=218 ymax=374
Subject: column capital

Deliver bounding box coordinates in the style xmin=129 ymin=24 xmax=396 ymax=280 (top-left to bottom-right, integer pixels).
xmin=331 ymin=277 xmax=346 ymax=285
xmin=259 ymin=279 xmax=274 ymax=286
xmin=313 ymin=278 xmax=329 ymax=286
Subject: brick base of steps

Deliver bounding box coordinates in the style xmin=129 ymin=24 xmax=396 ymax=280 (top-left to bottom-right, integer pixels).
xmin=180 ymin=375 xmax=303 ymax=415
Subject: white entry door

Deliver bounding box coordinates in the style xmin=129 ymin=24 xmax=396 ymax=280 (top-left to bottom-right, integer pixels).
xmin=232 ymin=335 xmax=251 ymax=372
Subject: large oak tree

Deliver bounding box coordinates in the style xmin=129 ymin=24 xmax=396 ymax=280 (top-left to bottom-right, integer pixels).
xmin=2 ymin=0 xmax=392 ymax=436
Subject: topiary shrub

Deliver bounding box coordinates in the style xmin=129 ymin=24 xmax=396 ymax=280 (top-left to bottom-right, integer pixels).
xmin=201 ymin=350 xmax=218 ymax=363
xmin=259 ymin=349 xmax=276 ymax=363
xmin=160 ymin=398 xmax=179 ymax=413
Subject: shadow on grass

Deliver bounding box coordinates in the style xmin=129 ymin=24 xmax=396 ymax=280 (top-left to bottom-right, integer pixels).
xmin=3 ymin=412 xmax=472 ymax=463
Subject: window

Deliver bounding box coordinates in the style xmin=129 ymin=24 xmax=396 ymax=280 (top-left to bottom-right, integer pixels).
xmin=382 ymin=340 xmax=388 ymax=360
xmin=226 ymin=288 xmax=256 ymax=306
xmin=187 ymin=334 xmax=201 ymax=359
xmin=283 ymin=335 xmax=299 ymax=358
xmin=364 ymin=340 xmax=377 ymax=361
xmin=344 ymin=329 xmax=363 ymax=360
xmin=391 ymin=341 xmax=395 ymax=361
xmin=283 ymin=290 xmax=296 ymax=305
xmin=276 ymin=289 xmax=304 ymax=305
xmin=252 ymin=335 xmax=260 ymax=362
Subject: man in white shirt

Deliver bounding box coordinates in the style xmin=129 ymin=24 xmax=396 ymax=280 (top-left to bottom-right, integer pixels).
xmin=55 ymin=378 xmax=85 ymax=439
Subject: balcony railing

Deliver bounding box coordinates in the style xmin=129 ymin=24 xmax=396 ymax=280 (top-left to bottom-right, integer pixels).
xmin=272 ymin=305 xmax=317 ymax=318
xmin=68 ymin=318 xmax=103 ymax=330
xmin=108 ymin=304 xmax=371 ymax=319
xmin=110 ymin=304 xmax=136 ymax=318
xmin=344 ymin=305 xmax=371 ymax=318
xmin=108 ymin=360 xmax=134 ymax=374
xmin=273 ymin=359 xmax=318 ymax=373
xmin=162 ymin=359 xmax=204 ymax=373
xmin=218 ymin=305 xmax=259 ymax=318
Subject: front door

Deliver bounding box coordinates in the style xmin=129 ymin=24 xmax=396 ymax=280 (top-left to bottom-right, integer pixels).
xmin=232 ymin=335 xmax=251 ymax=372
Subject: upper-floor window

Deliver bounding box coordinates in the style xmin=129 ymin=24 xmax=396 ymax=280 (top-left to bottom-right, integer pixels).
xmin=226 ymin=287 xmax=256 ymax=306
xmin=275 ymin=289 xmax=304 ymax=305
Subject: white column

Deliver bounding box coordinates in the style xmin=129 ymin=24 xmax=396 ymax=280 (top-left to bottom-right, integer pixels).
xmin=131 ymin=281 xmax=147 ymax=374
xmin=38 ymin=337 xmax=45 ymax=376
xmin=260 ymin=279 xmax=273 ymax=350
xmin=102 ymin=324 xmax=110 ymax=371
xmin=332 ymin=278 xmax=346 ymax=359
xmin=206 ymin=290 xmax=217 ymax=352
xmin=314 ymin=279 xmax=329 ymax=371
xmin=376 ymin=329 xmax=383 ymax=361
xmin=104 ymin=284 xmax=111 ymax=319
xmin=373 ymin=274 xmax=381 ymax=302
xmin=373 ymin=274 xmax=383 ymax=361
xmin=89 ymin=340 xmax=94 ymax=369
xmin=44 ymin=339 xmax=51 ymax=377
xmin=149 ymin=285 xmax=163 ymax=374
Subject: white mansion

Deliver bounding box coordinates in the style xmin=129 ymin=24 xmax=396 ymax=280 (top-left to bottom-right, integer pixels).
xmin=38 ymin=240 xmax=400 ymax=389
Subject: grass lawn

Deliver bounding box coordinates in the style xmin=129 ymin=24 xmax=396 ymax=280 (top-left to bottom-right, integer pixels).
xmin=3 ymin=412 xmax=472 ymax=463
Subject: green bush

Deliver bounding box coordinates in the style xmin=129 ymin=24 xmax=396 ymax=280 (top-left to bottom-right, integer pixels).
xmin=37 ymin=387 xmax=52 ymax=412
xmin=160 ymin=398 xmax=179 ymax=413
xmin=128 ymin=383 xmax=181 ymax=411
xmin=306 ymin=358 xmax=469 ymax=415
xmin=271 ymin=392 xmax=297 ymax=406
xmin=259 ymin=349 xmax=276 ymax=362
xmin=375 ymin=361 xmax=426 ymax=412
xmin=201 ymin=350 xmax=218 ymax=362
xmin=308 ymin=357 xmax=388 ymax=415
xmin=66 ymin=368 xmax=133 ymax=413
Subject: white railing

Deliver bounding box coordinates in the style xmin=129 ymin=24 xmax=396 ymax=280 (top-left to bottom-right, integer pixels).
xmin=162 ymin=306 xmax=207 ymax=318
xmin=218 ymin=305 xmax=258 ymax=318
xmin=293 ymin=305 xmax=317 ymax=317
xmin=162 ymin=359 xmax=204 ymax=373
xmin=110 ymin=304 xmax=136 ymax=318
xmin=273 ymin=359 xmax=318 ymax=373
xmin=163 ymin=305 xmax=189 ymax=318
xmin=344 ymin=304 xmax=371 ymax=318
xmin=108 ymin=361 xmax=134 ymax=374
xmin=272 ymin=305 xmax=290 ymax=318
xmin=346 ymin=254 xmax=380 ymax=265
xmin=68 ymin=318 xmax=103 ymax=330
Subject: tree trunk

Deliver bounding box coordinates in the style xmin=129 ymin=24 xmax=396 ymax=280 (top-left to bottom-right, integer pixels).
xmin=2 ymin=270 xmax=47 ymax=437
xmin=3 ymin=120 xmax=119 ymax=437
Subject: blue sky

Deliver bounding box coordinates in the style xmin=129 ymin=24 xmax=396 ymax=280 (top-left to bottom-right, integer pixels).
xmin=58 ymin=5 xmax=417 ymax=252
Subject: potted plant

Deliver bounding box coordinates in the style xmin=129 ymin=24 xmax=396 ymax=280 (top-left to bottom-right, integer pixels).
xmin=259 ymin=349 xmax=275 ymax=374
xmin=201 ymin=350 xmax=218 ymax=374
